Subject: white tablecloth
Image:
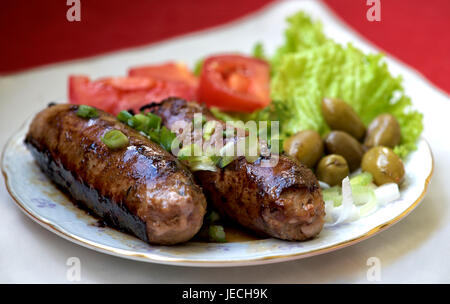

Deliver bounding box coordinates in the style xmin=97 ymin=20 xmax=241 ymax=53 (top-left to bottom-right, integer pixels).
xmin=1 ymin=0 xmax=449 ymax=283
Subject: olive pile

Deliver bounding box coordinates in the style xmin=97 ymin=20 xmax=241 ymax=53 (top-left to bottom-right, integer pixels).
xmin=283 ymin=98 xmax=405 ymax=186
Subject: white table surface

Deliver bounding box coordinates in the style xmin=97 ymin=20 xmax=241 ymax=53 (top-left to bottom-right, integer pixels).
xmin=1 ymin=0 xmax=449 ymax=283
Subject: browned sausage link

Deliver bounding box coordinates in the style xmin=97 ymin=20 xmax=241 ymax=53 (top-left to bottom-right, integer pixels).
xmin=24 ymin=104 xmax=206 ymax=245
xmin=151 ymin=98 xmax=325 ymax=241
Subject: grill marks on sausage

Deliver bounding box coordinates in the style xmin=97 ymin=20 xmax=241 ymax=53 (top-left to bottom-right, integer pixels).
xmin=25 ymin=104 xmax=206 ymax=245
xmin=151 ymin=98 xmax=325 ymax=241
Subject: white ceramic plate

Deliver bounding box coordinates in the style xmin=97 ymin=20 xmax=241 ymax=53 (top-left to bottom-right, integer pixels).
xmin=1 ymin=118 xmax=433 ymax=266
xmin=0 ymin=1 xmax=434 ymax=267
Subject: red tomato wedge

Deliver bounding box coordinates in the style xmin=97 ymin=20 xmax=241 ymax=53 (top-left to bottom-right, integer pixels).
xmin=69 ymin=76 xmax=121 ymax=114
xmin=69 ymin=75 xmax=197 ymax=115
xmin=129 ymin=62 xmax=198 ymax=87
xmin=198 ymin=55 xmax=271 ymax=112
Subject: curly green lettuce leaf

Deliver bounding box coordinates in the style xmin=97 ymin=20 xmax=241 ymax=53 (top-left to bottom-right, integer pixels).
xmin=252 ymin=42 xmax=268 ymax=61
xmin=213 ymin=11 xmax=423 ymax=158
xmin=271 ymin=36 xmax=422 ymax=158
xmin=271 ymin=11 xmax=329 ymax=71
xmin=193 ymin=58 xmax=204 ymax=76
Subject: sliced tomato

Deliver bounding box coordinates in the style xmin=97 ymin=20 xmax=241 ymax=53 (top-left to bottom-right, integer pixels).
xmin=128 ymin=62 xmax=198 ymax=87
xmin=197 ymin=54 xmax=270 ymax=112
xmin=116 ymin=81 xmax=197 ymax=114
xmin=105 ymin=76 xmax=155 ymax=91
xmin=69 ymin=75 xmax=197 ymax=115
xmin=69 ymin=76 xmax=120 ymax=114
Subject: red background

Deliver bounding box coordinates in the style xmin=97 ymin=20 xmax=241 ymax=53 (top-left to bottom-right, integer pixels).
xmin=1 ymin=0 xmax=449 ymax=94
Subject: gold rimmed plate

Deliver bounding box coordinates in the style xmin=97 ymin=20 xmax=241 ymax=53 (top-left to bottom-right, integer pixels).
xmin=0 ymin=0 xmax=435 ymax=267
xmin=1 ymin=117 xmax=433 ymax=267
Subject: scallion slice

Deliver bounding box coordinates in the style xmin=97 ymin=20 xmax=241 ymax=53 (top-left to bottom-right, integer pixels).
xmin=209 ymin=155 xmax=235 ymax=168
xmin=147 ymin=129 xmax=160 ymax=143
xmin=146 ymin=112 xmax=162 ymax=131
xmin=177 ymin=144 xmax=196 ymax=160
xmin=192 ymin=114 xmax=207 ymax=127
xmin=208 ymin=225 xmax=226 ymax=243
xmin=210 ymin=155 xmax=222 ymax=166
xmin=159 ymin=126 xmax=176 ymax=152
xmin=187 ymin=156 xmax=218 ymax=172
xmin=243 ymin=136 xmax=260 ymax=163
xmin=203 ymin=120 xmax=217 ymax=141
xmin=117 ymin=110 xmax=133 ymax=123
xmin=101 ymin=129 xmax=129 ymax=150
xmin=223 ymin=128 xmax=236 ymax=138
xmin=129 ymin=114 xmax=150 ymax=132
xmin=77 ymin=105 xmax=98 ymax=119
xmin=245 ymin=155 xmax=259 ymax=163
xmin=205 ymin=210 xmax=220 ymax=224
xmin=176 ymin=144 xmax=217 ymax=172
xmin=214 ymin=141 xmax=236 ymax=168
xmin=218 ymin=156 xmax=236 ymax=168
xmin=350 ymin=172 xmax=374 ymax=187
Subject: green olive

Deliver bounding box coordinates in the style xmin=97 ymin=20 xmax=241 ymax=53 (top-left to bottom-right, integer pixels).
xmin=316 ymin=154 xmax=349 ymax=186
xmin=364 ymin=114 xmax=401 ymax=148
xmin=324 ymin=131 xmax=364 ymax=172
xmin=361 ymin=146 xmax=405 ymax=186
xmin=322 ymin=98 xmax=366 ymax=140
xmin=283 ymin=130 xmax=324 ymax=168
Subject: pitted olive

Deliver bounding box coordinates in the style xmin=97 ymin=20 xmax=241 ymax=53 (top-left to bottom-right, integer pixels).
xmin=283 ymin=130 xmax=324 ymax=168
xmin=361 ymin=146 xmax=405 ymax=186
xmin=322 ymin=98 xmax=366 ymax=140
xmin=324 ymin=131 xmax=364 ymax=172
xmin=364 ymin=114 xmax=401 ymax=148
xmin=316 ymin=154 xmax=349 ymax=186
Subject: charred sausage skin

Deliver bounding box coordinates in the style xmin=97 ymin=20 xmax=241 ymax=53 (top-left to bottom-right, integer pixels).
xmin=150 ymin=98 xmax=325 ymax=241
xmin=25 ymin=104 xmax=206 ymax=245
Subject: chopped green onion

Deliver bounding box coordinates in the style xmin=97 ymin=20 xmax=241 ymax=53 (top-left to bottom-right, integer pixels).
xmin=245 ymin=155 xmax=259 ymax=163
xmin=192 ymin=114 xmax=207 ymax=127
xmin=203 ymin=120 xmax=217 ymax=141
xmin=177 ymin=144 xmax=194 ymax=160
xmin=101 ymin=130 xmax=128 ymax=150
xmin=220 ymin=141 xmax=235 ymax=156
xmin=243 ymin=136 xmax=260 ymax=163
xmin=176 ymin=144 xmax=217 ymax=172
xmin=323 ymin=187 xmax=342 ymax=206
xmin=213 ymin=141 xmax=236 ymax=168
xmin=223 ymin=128 xmax=236 ymax=138
xmin=187 ymin=156 xmax=218 ymax=172
xmin=210 ymin=155 xmax=222 ymax=166
xmin=77 ymin=105 xmax=98 ymax=119
xmin=146 ymin=112 xmax=162 ymax=131
xmin=323 ymin=182 xmax=378 ymax=213
xmin=128 ymin=114 xmax=150 ymax=132
xmin=350 ymin=172 xmax=374 ymax=187
xmin=218 ymin=156 xmax=235 ymax=168
xmin=208 ymin=225 xmax=226 ymax=242
xmin=116 ymin=110 xmax=133 ymax=123
xmin=147 ymin=129 xmax=160 ymax=143
xmin=210 ymin=155 xmax=235 ymax=168
xmin=205 ymin=210 xmax=220 ymax=224
xmin=351 ymin=185 xmax=376 ymax=206
xmin=177 ymin=144 xmax=199 ymax=160
xmin=159 ymin=126 xmax=176 ymax=151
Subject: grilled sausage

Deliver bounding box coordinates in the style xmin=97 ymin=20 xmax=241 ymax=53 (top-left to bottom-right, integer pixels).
xmin=24 ymin=104 xmax=206 ymax=245
xmin=149 ymin=98 xmax=325 ymax=241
